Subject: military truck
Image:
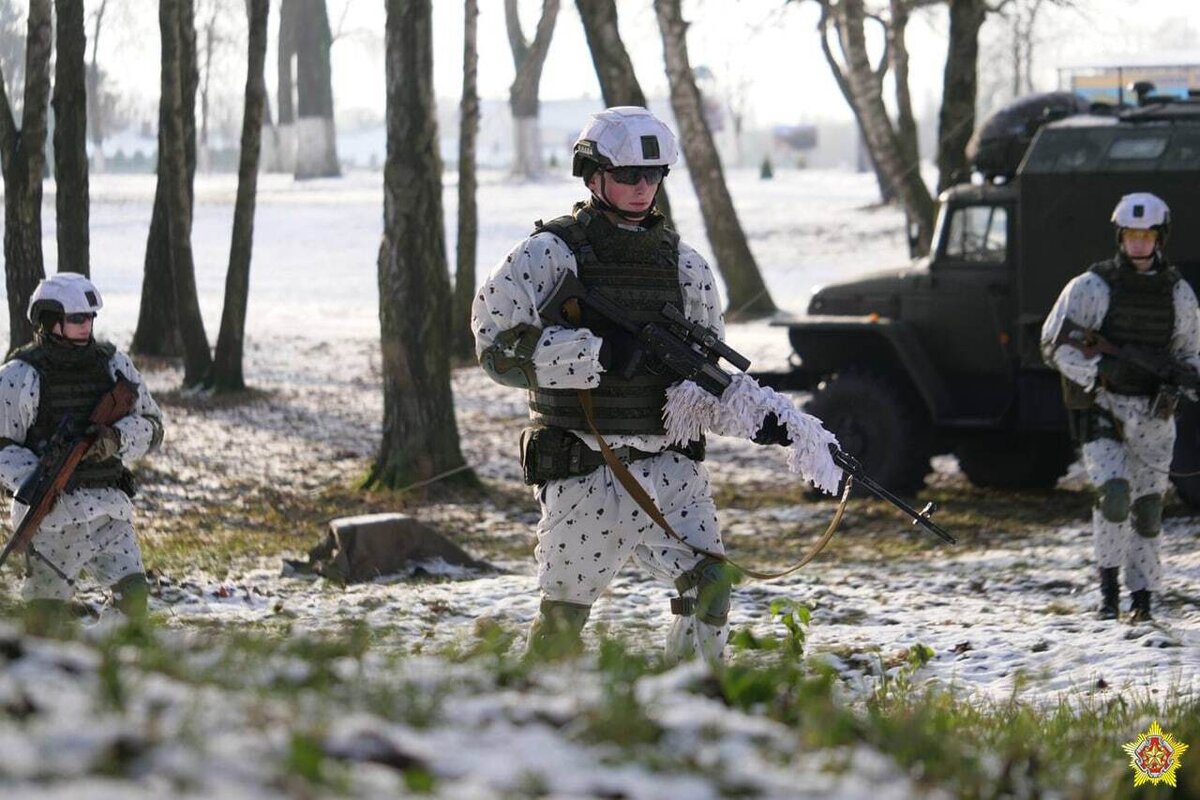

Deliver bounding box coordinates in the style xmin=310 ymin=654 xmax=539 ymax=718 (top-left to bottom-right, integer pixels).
xmin=759 ymin=91 xmax=1200 ymax=505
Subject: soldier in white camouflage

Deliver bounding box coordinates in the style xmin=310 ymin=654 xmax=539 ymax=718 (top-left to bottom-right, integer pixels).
xmin=473 ymin=107 xmax=840 ymax=662
xmin=1041 ymin=193 xmax=1200 ymax=622
xmin=0 ymin=274 xmax=164 ymax=628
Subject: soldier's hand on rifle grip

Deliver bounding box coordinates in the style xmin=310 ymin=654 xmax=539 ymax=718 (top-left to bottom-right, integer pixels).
xmin=599 ymin=333 xmax=646 ymax=378
xmin=83 ymin=424 xmax=121 ymax=462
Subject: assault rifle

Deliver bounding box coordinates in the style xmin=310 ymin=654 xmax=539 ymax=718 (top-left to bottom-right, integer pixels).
xmin=1055 ymin=317 xmax=1200 ymax=394
xmin=0 ymin=376 xmax=138 ymax=571
xmin=538 ymin=269 xmax=750 ymax=396
xmin=538 ymin=271 xmax=956 ymax=545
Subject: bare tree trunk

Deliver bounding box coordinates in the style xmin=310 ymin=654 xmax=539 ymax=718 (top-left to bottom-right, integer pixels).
xmin=888 ymin=0 xmax=920 ymax=173
xmin=198 ymin=5 xmax=217 ymax=173
xmin=294 ymin=0 xmax=339 ymax=178
xmin=369 ymin=0 xmax=473 ymax=492
xmin=451 ymin=0 xmax=479 ymax=364
xmin=274 ymin=0 xmax=297 ymax=173
xmin=818 ymin=6 xmax=893 ymax=203
xmin=654 ymin=0 xmax=776 ymax=319
xmin=87 ymin=0 xmax=108 ymax=173
xmin=0 ymin=0 xmax=52 ymax=352
xmin=134 ymin=0 xmax=201 ymax=358
xmin=159 ymin=0 xmax=210 ymax=386
xmin=574 ymin=0 xmax=673 ymax=226
xmin=505 ymin=0 xmax=558 ymax=179
xmin=53 ymin=0 xmax=90 ymax=277
xmin=831 ymin=0 xmax=934 ymax=254
xmin=937 ymin=0 xmax=986 ymax=194
xmin=210 ymin=0 xmax=268 ymax=392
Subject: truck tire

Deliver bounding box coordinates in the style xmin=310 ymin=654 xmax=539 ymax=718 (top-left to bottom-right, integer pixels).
xmin=954 ymin=433 xmax=1075 ymax=489
xmin=804 ymin=370 xmax=932 ymax=494
xmin=1171 ymin=403 xmax=1200 ymax=509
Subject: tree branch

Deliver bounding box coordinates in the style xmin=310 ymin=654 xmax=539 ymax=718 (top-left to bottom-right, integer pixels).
xmin=504 ymin=0 xmax=528 ymax=63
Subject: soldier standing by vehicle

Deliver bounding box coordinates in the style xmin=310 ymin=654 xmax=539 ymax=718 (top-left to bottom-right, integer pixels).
xmin=0 ymin=274 xmax=164 ymax=629
xmin=472 ymin=107 xmax=841 ymax=662
xmin=1041 ymin=193 xmax=1200 ymax=622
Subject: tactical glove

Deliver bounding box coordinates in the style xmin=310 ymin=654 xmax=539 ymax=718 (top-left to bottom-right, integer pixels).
xmin=752 ymin=413 xmax=792 ymax=446
xmin=598 ymin=332 xmax=646 ymax=378
xmin=83 ymin=424 xmax=121 ymax=462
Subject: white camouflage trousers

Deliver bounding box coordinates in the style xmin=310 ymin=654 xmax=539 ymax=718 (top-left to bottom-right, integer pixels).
xmin=1082 ymin=410 xmax=1173 ymax=592
xmin=22 ymin=515 xmax=145 ymax=601
xmin=535 ymin=451 xmax=727 ymax=662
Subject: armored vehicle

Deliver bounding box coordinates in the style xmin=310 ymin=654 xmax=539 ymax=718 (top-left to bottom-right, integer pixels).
xmin=761 ymin=92 xmax=1200 ymax=505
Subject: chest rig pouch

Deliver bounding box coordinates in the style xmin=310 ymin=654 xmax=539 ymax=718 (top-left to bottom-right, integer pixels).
xmin=9 ymin=339 xmax=135 ymax=495
xmin=528 ymin=202 xmax=684 ymax=435
xmin=1092 ymin=257 xmax=1180 ymax=397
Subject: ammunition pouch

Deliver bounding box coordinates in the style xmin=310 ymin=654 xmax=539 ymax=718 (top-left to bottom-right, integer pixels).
xmin=1059 ymin=376 xmax=1095 ymax=411
xmin=519 ymin=425 xmax=704 ymax=485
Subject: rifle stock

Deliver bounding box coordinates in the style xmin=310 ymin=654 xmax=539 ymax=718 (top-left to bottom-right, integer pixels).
xmin=0 ymin=377 xmax=139 ymax=570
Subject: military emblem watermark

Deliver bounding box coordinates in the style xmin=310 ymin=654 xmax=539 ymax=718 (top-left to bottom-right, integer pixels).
xmin=1123 ymin=721 xmax=1188 ymax=787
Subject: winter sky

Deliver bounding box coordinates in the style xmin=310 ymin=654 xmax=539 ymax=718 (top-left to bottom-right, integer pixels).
xmin=42 ymin=0 xmax=1200 ymax=131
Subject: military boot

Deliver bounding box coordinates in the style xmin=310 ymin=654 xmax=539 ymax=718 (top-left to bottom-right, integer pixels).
xmin=24 ymin=599 xmax=75 ymax=637
xmin=1129 ymin=590 xmax=1154 ymax=623
xmin=525 ymin=599 xmax=591 ymax=662
xmin=1097 ymin=567 xmax=1120 ymax=620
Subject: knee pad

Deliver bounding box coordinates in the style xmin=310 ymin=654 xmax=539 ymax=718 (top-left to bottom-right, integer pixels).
xmin=672 ymin=557 xmax=735 ymax=627
xmin=113 ymin=572 xmax=151 ymax=618
xmin=1097 ymin=478 xmax=1131 ymax=523
xmin=1130 ymin=494 xmax=1163 ymax=538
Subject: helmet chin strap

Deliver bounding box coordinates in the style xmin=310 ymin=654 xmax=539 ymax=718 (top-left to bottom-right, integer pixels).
xmin=591 ymin=172 xmax=656 ymax=223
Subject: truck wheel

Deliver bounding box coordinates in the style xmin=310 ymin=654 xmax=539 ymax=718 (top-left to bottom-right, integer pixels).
xmin=954 ymin=433 xmax=1076 ymax=489
xmin=1171 ymin=403 xmax=1200 ymax=509
xmin=804 ymin=370 xmax=932 ymax=494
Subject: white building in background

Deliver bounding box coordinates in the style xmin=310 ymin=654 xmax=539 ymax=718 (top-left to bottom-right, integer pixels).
xmin=1058 ymin=50 xmax=1200 ymax=105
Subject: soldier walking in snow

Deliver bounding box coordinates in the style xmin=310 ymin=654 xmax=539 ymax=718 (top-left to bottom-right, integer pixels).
xmin=1042 ymin=193 xmax=1200 ymax=622
xmin=0 ymin=274 xmax=164 ymax=629
xmin=472 ymin=107 xmax=842 ymax=662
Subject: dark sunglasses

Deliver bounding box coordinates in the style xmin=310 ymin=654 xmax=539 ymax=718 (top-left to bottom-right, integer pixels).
xmin=606 ymin=165 xmax=667 ymax=186
xmin=64 ymin=313 xmax=96 ymax=324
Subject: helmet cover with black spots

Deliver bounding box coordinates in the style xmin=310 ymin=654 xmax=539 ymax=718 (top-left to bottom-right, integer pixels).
xmin=572 ymin=106 xmax=679 ymax=178
xmin=27 ymin=272 xmax=104 ymax=325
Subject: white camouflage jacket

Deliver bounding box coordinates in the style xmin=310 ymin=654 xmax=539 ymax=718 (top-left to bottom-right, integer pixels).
xmin=0 ymin=349 xmax=164 ymax=529
xmin=1040 ymin=264 xmax=1200 ymax=421
xmin=472 ymin=222 xmax=726 ymax=452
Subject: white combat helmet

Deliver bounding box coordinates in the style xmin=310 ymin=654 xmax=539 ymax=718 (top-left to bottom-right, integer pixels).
xmin=572 ymin=106 xmax=680 ymax=177
xmin=27 ymin=272 xmax=104 ymax=325
xmin=1111 ymin=192 xmax=1171 ymax=230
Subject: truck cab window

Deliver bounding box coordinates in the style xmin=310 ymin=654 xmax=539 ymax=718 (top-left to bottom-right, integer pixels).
xmin=943 ymin=206 xmax=1008 ymax=264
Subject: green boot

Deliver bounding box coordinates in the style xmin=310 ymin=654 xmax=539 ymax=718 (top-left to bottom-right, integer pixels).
xmin=113 ymin=573 xmax=151 ymax=622
xmin=525 ymin=599 xmax=591 ymax=661
xmin=24 ymin=599 xmax=75 ymax=637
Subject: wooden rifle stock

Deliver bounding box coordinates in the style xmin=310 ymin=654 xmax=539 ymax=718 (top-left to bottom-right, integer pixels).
xmin=0 ymin=377 xmax=138 ymax=570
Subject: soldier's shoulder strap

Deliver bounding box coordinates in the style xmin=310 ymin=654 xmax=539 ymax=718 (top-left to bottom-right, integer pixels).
xmin=7 ymin=341 xmax=48 ymax=369
xmin=1088 ymin=258 xmax=1121 ymax=285
xmin=532 ymin=203 xmax=598 ymax=268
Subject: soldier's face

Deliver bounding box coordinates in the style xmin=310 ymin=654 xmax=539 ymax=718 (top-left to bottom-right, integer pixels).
xmin=588 ymin=169 xmax=658 ymax=216
xmin=53 ymin=313 xmax=95 ymax=346
xmin=1121 ymin=228 xmax=1158 ymax=265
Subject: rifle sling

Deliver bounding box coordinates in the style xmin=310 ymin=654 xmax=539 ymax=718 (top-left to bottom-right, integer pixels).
xmin=576 ymin=389 xmax=850 ymax=582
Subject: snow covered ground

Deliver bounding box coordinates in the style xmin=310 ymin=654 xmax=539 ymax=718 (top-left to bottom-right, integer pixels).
xmin=1 ymin=167 xmax=1198 ymax=798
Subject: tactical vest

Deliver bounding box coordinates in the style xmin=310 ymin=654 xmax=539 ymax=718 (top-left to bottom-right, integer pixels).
xmin=1091 ymin=256 xmax=1180 ymax=396
xmin=529 ymin=202 xmax=683 ymax=434
xmin=8 ymin=338 xmax=130 ymax=490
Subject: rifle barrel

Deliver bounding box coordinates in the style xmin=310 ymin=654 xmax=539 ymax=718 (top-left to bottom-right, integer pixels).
xmin=831 ymin=449 xmax=957 ymax=544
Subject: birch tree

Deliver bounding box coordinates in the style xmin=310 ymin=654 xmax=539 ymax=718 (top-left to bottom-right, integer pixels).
xmin=370 ymin=0 xmax=473 ymax=492
xmin=0 ymin=0 xmax=52 ymax=351
xmin=654 ymin=0 xmax=775 ymax=318
xmin=505 ymin=0 xmax=558 ymax=179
